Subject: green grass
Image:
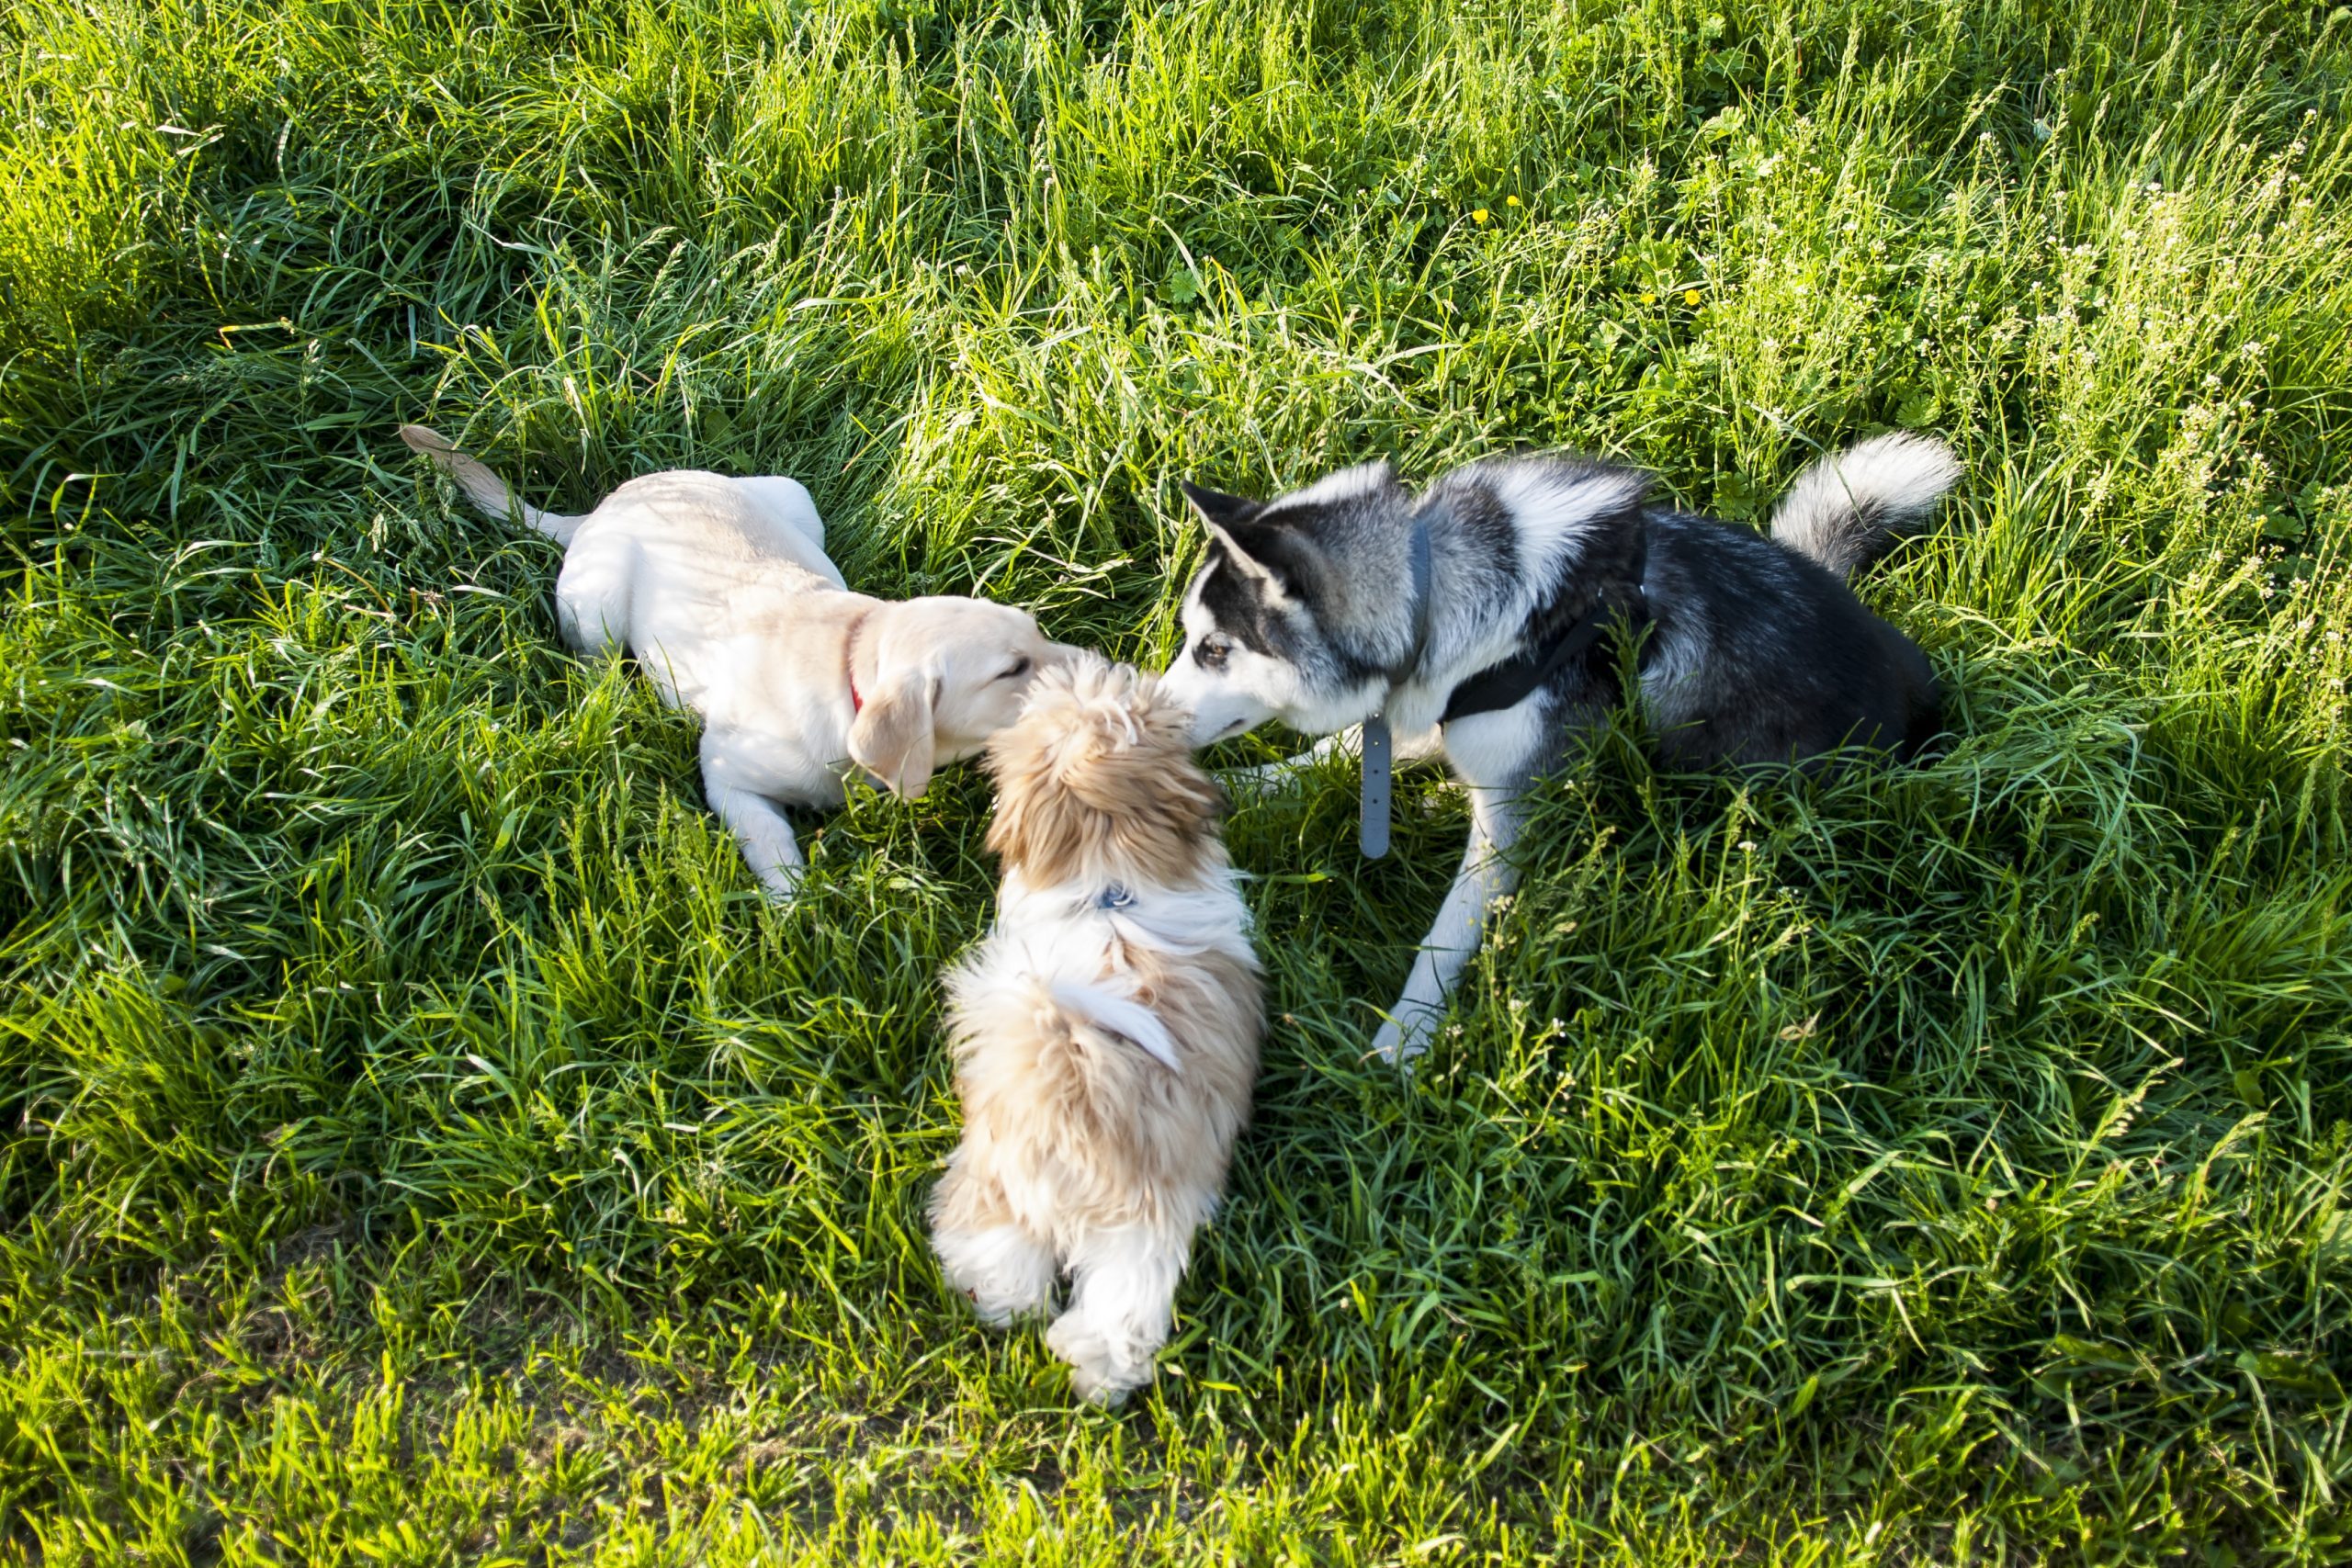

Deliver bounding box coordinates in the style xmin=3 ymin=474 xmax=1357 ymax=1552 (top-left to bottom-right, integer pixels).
xmin=3 ymin=0 xmax=2350 ymax=1559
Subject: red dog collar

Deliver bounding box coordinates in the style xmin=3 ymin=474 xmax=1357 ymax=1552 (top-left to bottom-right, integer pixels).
xmin=844 ymin=611 xmax=874 ymax=716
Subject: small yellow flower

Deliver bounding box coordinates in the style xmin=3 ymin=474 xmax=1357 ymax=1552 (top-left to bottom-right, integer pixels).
xmin=1684 ymin=288 xmax=1702 ymax=306
xmin=1642 ymin=291 xmax=1658 ymax=304
xmin=1505 ymin=195 xmax=1522 ymax=208
xmin=1473 ymin=208 xmax=1490 ymax=224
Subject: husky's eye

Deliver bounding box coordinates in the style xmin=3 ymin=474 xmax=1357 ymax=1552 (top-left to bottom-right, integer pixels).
xmin=1193 ymin=637 xmax=1230 ymax=671
xmin=998 ymin=656 xmax=1032 ymax=682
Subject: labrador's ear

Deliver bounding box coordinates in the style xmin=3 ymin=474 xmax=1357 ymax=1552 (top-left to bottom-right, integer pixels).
xmin=848 ymin=668 xmax=939 ymax=798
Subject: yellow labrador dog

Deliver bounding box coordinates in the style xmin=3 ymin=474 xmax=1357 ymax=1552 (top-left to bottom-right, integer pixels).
xmin=400 ymin=426 xmax=1075 ymax=901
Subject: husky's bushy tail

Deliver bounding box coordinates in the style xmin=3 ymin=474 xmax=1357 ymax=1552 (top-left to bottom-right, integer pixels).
xmin=399 ymin=425 xmax=584 ymax=544
xmin=1769 ymin=433 xmax=1962 ymax=579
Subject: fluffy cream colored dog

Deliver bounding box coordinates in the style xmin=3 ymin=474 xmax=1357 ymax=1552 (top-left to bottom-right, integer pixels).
xmin=932 ymin=657 xmax=1263 ymax=1404
xmin=400 ymin=425 xmax=1072 ymax=900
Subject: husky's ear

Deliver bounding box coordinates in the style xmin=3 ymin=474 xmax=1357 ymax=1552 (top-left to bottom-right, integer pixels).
xmin=1182 ymin=479 xmax=1326 ymax=598
xmin=848 ymin=667 xmax=940 ymax=799
xmin=1178 ymin=479 xmax=1261 ymax=531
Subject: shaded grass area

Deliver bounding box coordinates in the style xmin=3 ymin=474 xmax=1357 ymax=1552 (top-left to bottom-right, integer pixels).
xmin=3 ymin=0 xmax=2350 ymax=1559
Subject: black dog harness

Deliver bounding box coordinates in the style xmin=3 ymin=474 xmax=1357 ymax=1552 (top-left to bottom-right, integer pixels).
xmin=1440 ymin=531 xmax=1651 ymax=724
xmin=1357 ymin=525 xmax=1650 ymax=858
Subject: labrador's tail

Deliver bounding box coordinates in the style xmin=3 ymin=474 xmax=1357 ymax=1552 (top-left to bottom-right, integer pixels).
xmin=399 ymin=425 xmax=582 ymax=544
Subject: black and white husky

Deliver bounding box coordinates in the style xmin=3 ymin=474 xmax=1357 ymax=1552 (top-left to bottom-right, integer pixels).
xmin=1154 ymin=434 xmax=1963 ymax=1062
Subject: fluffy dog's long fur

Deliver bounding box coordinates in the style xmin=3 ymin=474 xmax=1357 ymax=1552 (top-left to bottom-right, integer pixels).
xmin=932 ymin=659 xmax=1262 ymax=1404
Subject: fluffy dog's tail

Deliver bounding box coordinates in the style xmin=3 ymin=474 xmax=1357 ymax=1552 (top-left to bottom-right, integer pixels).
xmin=1769 ymin=433 xmax=1962 ymax=579
xmin=949 ymin=960 xmax=1188 ymax=1090
xmin=1047 ymin=980 xmax=1183 ymax=1073
xmin=399 ymin=424 xmax=583 ymax=544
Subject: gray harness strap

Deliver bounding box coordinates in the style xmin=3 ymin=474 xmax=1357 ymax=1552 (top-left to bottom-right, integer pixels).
xmin=1360 ymin=522 xmax=1433 ymax=859
xmin=1360 ymin=716 xmax=1395 ymax=858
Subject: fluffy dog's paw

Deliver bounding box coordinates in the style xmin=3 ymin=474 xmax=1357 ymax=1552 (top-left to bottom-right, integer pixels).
xmin=962 ymin=1292 xmax=1024 ymax=1329
xmin=1068 ymin=1359 xmax=1142 ymax=1407
xmin=962 ymin=1275 xmax=1057 ymax=1327
xmin=757 ymin=867 xmax=805 ymax=905
xmin=934 ymin=1225 xmax=1057 ymax=1325
xmin=1046 ymin=1311 xmax=1148 ymax=1406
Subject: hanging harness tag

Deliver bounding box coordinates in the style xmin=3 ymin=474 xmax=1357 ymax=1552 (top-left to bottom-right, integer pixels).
xmin=1357 ymin=521 xmax=1430 ymax=861
xmin=1360 ymin=714 xmax=1394 ymax=859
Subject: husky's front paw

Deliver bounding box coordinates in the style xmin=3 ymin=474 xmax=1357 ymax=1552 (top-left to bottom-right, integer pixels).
xmin=1217 ymin=731 xmax=1357 ymax=795
xmin=1371 ymin=1001 xmax=1441 ymax=1065
xmin=1216 ymin=758 xmax=1311 ymax=796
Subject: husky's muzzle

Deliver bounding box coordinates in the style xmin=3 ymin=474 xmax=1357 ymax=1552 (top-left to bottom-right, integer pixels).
xmin=1154 ymin=660 xmax=1274 ymax=747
